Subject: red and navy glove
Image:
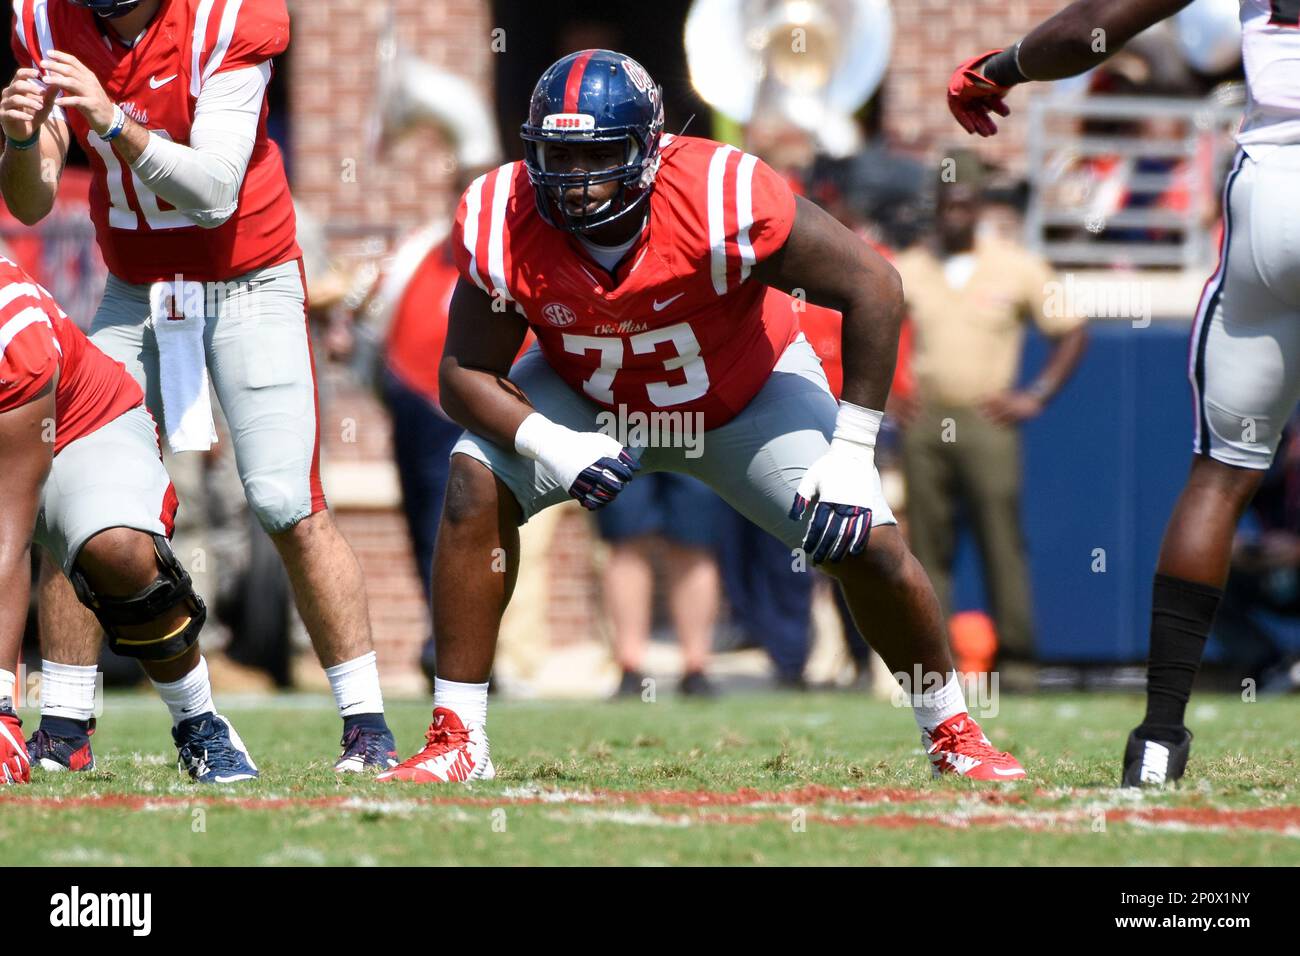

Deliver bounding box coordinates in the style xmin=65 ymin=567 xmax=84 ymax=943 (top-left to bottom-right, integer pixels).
xmin=788 ymin=402 xmax=884 ymax=565
xmin=568 ymin=450 xmax=640 ymax=511
xmin=0 ymin=709 xmax=30 ymax=785
xmin=948 ymin=49 xmax=1013 ymax=137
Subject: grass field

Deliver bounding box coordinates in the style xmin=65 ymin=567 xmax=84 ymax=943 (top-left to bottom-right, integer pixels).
xmin=2 ymin=690 xmax=1298 ymax=866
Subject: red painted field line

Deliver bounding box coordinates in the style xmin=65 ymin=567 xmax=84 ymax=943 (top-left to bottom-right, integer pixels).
xmin=0 ymin=785 xmax=961 ymax=812
xmin=4 ymin=785 xmax=1299 ymax=834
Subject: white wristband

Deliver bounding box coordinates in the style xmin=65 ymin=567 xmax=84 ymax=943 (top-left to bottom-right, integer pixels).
xmin=514 ymin=412 xmax=562 ymax=461
xmin=832 ymin=401 xmax=885 ymax=449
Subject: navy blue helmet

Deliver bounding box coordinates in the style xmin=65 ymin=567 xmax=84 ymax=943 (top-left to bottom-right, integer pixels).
xmin=520 ymin=49 xmax=665 ymax=233
xmin=67 ymin=0 xmax=145 ymax=18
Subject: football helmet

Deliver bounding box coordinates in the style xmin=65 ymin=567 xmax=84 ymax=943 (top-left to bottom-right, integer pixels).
xmin=520 ymin=49 xmax=665 ymax=233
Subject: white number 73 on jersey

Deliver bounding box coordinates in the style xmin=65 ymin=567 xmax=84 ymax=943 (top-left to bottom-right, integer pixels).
xmin=562 ymin=322 xmax=710 ymax=408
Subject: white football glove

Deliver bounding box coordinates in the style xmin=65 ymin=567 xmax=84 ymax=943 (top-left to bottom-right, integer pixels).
xmin=789 ymin=402 xmax=885 ymax=564
xmin=515 ymin=412 xmax=639 ymax=511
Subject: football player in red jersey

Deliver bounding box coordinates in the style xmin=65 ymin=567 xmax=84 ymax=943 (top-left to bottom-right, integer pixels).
xmin=0 ymin=0 xmax=397 ymax=771
xmin=0 ymin=255 xmax=257 ymax=783
xmin=379 ymin=50 xmax=1026 ymax=784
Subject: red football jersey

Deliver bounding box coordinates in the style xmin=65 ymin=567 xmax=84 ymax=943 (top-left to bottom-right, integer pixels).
xmin=11 ymin=0 xmax=300 ymax=284
xmin=0 ymin=256 xmax=143 ymax=453
xmin=451 ymin=135 xmax=804 ymax=429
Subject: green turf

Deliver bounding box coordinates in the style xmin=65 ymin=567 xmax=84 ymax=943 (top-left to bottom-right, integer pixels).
xmin=2 ymin=690 xmax=1297 ymax=865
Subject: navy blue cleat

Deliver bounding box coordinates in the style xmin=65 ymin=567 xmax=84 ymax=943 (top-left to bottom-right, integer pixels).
xmin=27 ymin=718 xmax=96 ymax=772
xmin=173 ymin=713 xmax=259 ymax=783
xmin=334 ymin=723 xmax=399 ymax=773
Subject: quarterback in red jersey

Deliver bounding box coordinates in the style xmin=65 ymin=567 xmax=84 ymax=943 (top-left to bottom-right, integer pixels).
xmin=380 ymin=50 xmax=1026 ymax=784
xmin=0 ymin=0 xmax=396 ymax=770
xmin=0 ymin=255 xmax=256 ymax=784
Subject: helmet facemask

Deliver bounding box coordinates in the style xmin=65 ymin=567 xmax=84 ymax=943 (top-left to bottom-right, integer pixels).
xmin=522 ymin=127 xmax=657 ymax=234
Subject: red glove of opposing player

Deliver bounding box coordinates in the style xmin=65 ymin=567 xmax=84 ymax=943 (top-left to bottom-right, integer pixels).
xmin=948 ymin=49 xmax=1012 ymax=137
xmin=0 ymin=711 xmax=31 ymax=785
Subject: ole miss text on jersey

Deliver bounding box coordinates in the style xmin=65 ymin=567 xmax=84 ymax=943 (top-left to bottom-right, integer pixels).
xmin=453 ymin=134 xmax=818 ymax=429
xmin=11 ymin=0 xmax=300 ymax=283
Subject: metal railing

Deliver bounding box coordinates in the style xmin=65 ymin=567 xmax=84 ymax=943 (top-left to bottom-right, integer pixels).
xmin=1024 ymin=94 xmax=1243 ymax=271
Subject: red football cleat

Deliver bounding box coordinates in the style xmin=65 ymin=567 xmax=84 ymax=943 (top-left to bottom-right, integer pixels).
xmin=922 ymin=713 xmax=1026 ymax=781
xmin=378 ymin=707 xmax=495 ymax=784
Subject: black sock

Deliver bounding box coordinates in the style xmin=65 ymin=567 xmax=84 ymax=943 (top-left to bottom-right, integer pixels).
xmin=342 ymin=712 xmax=389 ymax=735
xmin=1140 ymin=574 xmax=1222 ymax=737
xmin=40 ymin=715 xmax=90 ymax=739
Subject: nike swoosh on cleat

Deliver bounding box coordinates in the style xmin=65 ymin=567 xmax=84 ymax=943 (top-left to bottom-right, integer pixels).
xmin=992 ymin=766 xmax=1026 ymax=776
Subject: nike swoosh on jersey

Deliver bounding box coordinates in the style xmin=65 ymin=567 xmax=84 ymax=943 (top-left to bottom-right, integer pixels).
xmin=652 ymin=292 xmax=685 ymax=311
xmin=149 ymin=74 xmax=178 ymax=89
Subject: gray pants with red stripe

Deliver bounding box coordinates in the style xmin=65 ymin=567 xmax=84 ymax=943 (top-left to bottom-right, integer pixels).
xmin=452 ymin=335 xmax=898 ymax=550
xmin=89 ymin=258 xmax=325 ymax=533
xmin=1191 ymin=146 xmax=1300 ymax=469
xmin=34 ymin=405 xmax=176 ymax=572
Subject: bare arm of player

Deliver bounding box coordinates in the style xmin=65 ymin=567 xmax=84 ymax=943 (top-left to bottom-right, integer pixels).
xmin=0 ymin=379 xmax=56 ymax=677
xmin=949 ymin=0 xmax=1193 ymax=135
xmin=1011 ymin=0 xmax=1195 ymax=81
xmin=0 ymin=68 xmax=71 ymax=225
xmin=751 ymin=195 xmax=903 ymax=410
xmin=440 ymin=278 xmax=640 ymax=510
xmin=439 ymin=278 xmax=534 ymax=444
xmin=752 ymin=196 xmax=901 ymax=562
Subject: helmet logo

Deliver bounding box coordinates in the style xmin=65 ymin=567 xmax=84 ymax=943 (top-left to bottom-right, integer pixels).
xmin=542 ymin=302 xmax=577 ymax=327
xmin=621 ymin=58 xmax=653 ymax=95
xmin=542 ymin=113 xmax=596 ymax=131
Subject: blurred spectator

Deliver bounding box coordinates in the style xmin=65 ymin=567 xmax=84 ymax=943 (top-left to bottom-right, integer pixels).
xmin=716 ymin=503 xmax=811 ymax=689
xmin=597 ymin=473 xmax=720 ymax=698
xmin=379 ymin=236 xmax=466 ymax=682
xmin=893 ymin=155 xmax=1088 ymax=668
xmin=1216 ymin=419 xmax=1300 ymax=691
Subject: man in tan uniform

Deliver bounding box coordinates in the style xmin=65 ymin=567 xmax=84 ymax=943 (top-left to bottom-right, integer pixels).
xmin=894 ymin=169 xmax=1087 ymax=667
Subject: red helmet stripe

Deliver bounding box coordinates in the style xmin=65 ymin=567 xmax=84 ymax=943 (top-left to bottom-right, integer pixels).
xmin=563 ymin=50 xmax=596 ymax=113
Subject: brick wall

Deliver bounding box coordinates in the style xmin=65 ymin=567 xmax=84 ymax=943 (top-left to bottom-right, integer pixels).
xmin=883 ymin=0 xmax=1070 ymax=171
xmin=292 ymin=0 xmax=1068 ymax=689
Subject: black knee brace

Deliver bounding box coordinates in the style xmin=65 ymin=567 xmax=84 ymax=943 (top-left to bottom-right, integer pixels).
xmin=69 ymin=534 xmax=206 ymax=662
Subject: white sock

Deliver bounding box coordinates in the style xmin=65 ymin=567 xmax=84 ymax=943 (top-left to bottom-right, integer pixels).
xmin=434 ymin=677 xmax=488 ymax=727
xmin=40 ymin=660 xmax=98 ymax=722
xmin=325 ymin=651 xmax=385 ymax=718
xmin=0 ymin=668 xmax=15 ymax=703
xmin=910 ymin=671 xmax=967 ymax=733
xmin=150 ymin=655 xmax=216 ymax=727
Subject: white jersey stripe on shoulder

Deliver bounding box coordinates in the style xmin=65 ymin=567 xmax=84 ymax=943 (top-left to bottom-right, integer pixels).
xmin=734 ymin=152 xmax=758 ymax=282
xmin=202 ymin=0 xmax=244 ymax=88
xmin=190 ymin=0 xmax=219 ymax=98
xmin=707 ymin=144 xmax=736 ymax=295
xmin=0 ymin=306 xmax=55 ymax=362
xmin=0 ymin=281 xmax=45 ymax=315
xmin=12 ymin=0 xmax=28 ymax=60
xmin=462 ymin=172 xmax=490 ymax=293
xmin=486 ymin=163 xmax=514 ymax=301
xmin=32 ymin=0 xmax=52 ymax=62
